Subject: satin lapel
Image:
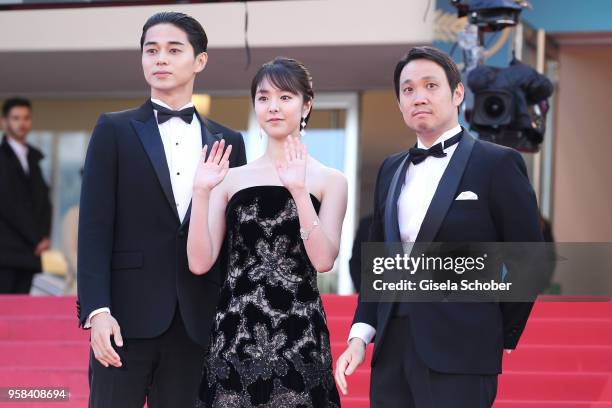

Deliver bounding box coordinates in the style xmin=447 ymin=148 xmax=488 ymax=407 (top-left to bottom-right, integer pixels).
xmin=179 ymin=114 xmax=223 ymax=229
xmin=415 ymin=131 xmax=476 ymax=243
xmin=131 ymin=115 xmax=180 ymax=221
xmin=384 ymin=153 xmax=411 ymax=244
xmin=373 ymin=151 xmax=412 ymax=362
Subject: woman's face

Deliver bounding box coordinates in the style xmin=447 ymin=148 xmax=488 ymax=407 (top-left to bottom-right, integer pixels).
xmin=254 ymin=77 xmax=311 ymax=140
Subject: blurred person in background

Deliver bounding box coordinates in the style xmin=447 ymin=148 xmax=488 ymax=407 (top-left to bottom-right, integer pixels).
xmin=348 ymin=214 xmax=373 ymax=293
xmin=0 ymin=97 xmax=52 ymax=294
xmin=61 ymin=168 xmax=81 ymax=295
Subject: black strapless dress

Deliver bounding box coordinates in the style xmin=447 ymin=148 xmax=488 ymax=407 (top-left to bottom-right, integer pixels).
xmin=198 ymin=186 xmax=341 ymax=408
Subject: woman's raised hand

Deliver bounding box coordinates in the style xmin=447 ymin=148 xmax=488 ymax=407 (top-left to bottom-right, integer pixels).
xmin=276 ymin=135 xmax=307 ymax=194
xmin=193 ymin=140 xmax=232 ymax=193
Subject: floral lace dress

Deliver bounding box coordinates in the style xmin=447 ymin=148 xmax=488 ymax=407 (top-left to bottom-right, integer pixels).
xmin=198 ymin=186 xmax=341 ymax=408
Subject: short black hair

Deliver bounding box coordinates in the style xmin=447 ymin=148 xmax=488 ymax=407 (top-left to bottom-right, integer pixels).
xmin=393 ymin=46 xmax=462 ymax=100
xmin=140 ymin=12 xmax=208 ymax=56
xmin=2 ymin=97 xmax=32 ymax=117
xmin=251 ymin=57 xmax=315 ymax=126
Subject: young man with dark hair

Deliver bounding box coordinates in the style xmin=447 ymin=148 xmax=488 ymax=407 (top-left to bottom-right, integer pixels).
xmin=77 ymin=12 xmax=246 ymax=407
xmin=0 ymin=97 xmax=52 ymax=294
xmin=335 ymin=46 xmax=543 ymax=407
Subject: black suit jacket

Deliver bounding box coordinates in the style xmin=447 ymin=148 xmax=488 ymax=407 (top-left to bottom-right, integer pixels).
xmin=0 ymin=136 xmax=52 ymax=271
xmin=353 ymin=129 xmax=543 ymax=375
xmin=76 ymin=100 xmax=247 ymax=347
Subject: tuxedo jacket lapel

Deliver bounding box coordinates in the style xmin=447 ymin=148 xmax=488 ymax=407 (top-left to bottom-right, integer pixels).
xmin=377 ymin=151 xmax=412 ymax=339
xmin=415 ymin=130 xmax=476 ymax=243
xmin=374 ymin=130 xmax=475 ymax=365
xmin=196 ymin=111 xmax=223 ymax=150
xmin=384 ymin=153 xmax=411 ymax=244
xmin=131 ymin=101 xmax=180 ymax=222
xmin=179 ymin=112 xmax=223 ymax=229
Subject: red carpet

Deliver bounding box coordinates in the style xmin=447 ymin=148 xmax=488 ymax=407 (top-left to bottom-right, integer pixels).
xmin=1 ymin=295 xmax=611 ymax=407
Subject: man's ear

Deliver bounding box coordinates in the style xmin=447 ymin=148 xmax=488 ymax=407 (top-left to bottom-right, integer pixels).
xmin=195 ymin=52 xmax=208 ymax=73
xmin=453 ymin=82 xmax=465 ymax=107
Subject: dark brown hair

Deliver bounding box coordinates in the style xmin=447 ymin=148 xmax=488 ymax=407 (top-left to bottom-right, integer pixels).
xmin=393 ymin=46 xmax=462 ymax=100
xmin=2 ymin=97 xmax=31 ymax=117
xmin=140 ymin=12 xmax=208 ymax=56
xmin=251 ymin=57 xmax=314 ymax=127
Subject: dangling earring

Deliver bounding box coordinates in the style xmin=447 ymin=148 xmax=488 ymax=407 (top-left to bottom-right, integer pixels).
xmin=259 ymin=128 xmax=266 ymax=140
xmin=300 ymin=117 xmax=307 ymax=137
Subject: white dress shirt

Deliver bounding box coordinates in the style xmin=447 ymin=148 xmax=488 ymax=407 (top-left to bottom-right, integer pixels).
xmin=85 ymin=98 xmax=203 ymax=328
xmin=152 ymin=98 xmax=202 ymax=222
xmin=7 ymin=137 xmax=29 ymax=174
xmin=348 ymin=125 xmax=462 ymax=345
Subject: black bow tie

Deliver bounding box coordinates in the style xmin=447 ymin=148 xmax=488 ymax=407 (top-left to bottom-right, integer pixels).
xmin=408 ymin=132 xmax=462 ymax=165
xmin=151 ymin=102 xmax=195 ymax=124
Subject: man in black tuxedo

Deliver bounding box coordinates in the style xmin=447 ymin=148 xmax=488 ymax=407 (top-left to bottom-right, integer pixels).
xmin=77 ymin=12 xmax=246 ymax=408
xmin=0 ymin=97 xmax=51 ymax=294
xmin=335 ymin=47 xmax=543 ymax=407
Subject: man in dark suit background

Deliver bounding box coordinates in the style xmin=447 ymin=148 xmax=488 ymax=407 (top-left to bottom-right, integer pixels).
xmin=0 ymin=97 xmax=52 ymax=294
xmin=77 ymin=12 xmax=246 ymax=408
xmin=349 ymin=214 xmax=373 ymax=293
xmin=335 ymin=47 xmax=543 ymax=407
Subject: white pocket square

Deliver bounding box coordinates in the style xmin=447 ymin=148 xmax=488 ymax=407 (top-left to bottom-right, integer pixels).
xmin=455 ymin=191 xmax=478 ymax=200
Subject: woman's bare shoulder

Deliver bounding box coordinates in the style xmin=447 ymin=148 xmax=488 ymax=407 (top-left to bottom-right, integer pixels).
xmin=308 ymin=158 xmax=346 ymax=182
xmin=307 ymin=158 xmax=347 ymax=201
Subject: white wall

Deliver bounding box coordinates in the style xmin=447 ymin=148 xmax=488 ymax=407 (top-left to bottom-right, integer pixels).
xmin=0 ymin=0 xmax=434 ymax=52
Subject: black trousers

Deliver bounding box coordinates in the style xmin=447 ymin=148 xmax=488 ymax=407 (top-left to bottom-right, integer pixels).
xmin=0 ymin=268 xmax=35 ymax=294
xmin=88 ymin=307 xmax=205 ymax=408
xmin=370 ymin=317 xmax=498 ymax=408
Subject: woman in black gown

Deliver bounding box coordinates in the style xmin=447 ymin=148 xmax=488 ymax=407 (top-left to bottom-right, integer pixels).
xmin=188 ymin=57 xmax=347 ymax=407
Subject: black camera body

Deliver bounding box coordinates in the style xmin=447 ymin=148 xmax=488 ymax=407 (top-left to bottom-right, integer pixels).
xmin=452 ymin=0 xmax=524 ymax=31
xmin=467 ymin=59 xmax=553 ymax=153
xmin=451 ymin=0 xmax=554 ymax=153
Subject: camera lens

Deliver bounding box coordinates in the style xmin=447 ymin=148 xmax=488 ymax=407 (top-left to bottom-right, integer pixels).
xmin=484 ymin=95 xmax=506 ymax=119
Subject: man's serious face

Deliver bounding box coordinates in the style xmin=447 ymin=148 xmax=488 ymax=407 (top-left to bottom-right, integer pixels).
xmin=141 ymin=23 xmax=207 ymax=95
xmin=397 ymin=59 xmax=463 ymax=138
xmin=3 ymin=106 xmax=32 ymax=142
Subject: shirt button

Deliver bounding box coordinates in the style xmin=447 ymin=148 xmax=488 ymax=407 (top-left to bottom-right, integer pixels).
xmin=177 ymin=172 xmax=180 ymax=175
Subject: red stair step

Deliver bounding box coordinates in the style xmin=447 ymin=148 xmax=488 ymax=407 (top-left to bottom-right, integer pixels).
xmin=519 ymin=319 xmax=612 ymax=346
xmin=322 ymin=295 xmax=358 ymax=317
xmin=531 ymin=300 xmax=612 ymax=319
xmin=0 ymin=317 xmax=86 ymax=341
xmin=502 ymin=345 xmax=612 ymax=372
xmin=0 ymin=367 xmax=88 ymax=394
xmin=0 ymin=341 xmax=88 ymax=367
xmin=0 ymin=296 xmax=76 ymax=317
xmin=494 ymin=401 xmax=612 ymax=408
xmin=339 ymin=396 xmax=369 ymax=408
xmin=498 ymin=372 xmax=612 ymax=401
xmin=3 ymin=295 xmax=612 ymax=407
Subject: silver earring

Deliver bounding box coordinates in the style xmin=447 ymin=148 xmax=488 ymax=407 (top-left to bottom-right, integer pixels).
xmin=259 ymin=128 xmax=266 ymax=140
xmin=300 ymin=118 xmax=306 ymax=137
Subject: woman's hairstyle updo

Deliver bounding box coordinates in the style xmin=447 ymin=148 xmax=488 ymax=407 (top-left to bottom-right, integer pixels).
xmin=250 ymin=57 xmax=314 ymax=127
